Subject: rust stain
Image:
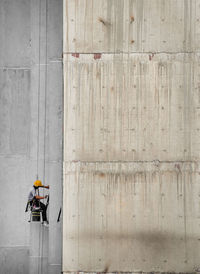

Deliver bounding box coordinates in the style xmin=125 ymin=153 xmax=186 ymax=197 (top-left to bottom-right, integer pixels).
xmin=175 ymin=164 xmax=181 ymax=172
xmin=103 ymin=263 xmax=110 ymax=272
xmin=98 ymin=17 xmax=111 ymax=27
xmin=72 ymin=53 xmax=79 ymax=58
xmin=99 ymin=172 xmax=105 ymax=178
xmin=94 ymin=53 xmax=101 ymax=60
xmin=131 ymin=40 xmax=135 ymax=44
xmin=149 ymin=53 xmax=154 ymax=61
xmin=130 ymin=15 xmax=135 ymax=23
xmin=98 ymin=17 xmax=106 ymax=25
xmin=96 ymin=71 xmax=100 ymax=78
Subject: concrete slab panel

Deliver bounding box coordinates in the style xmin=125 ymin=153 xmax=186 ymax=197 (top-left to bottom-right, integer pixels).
xmin=48 ymin=0 xmax=63 ymax=61
xmin=48 ymin=264 xmax=62 ymax=274
xmin=0 ymin=69 xmax=31 ymax=155
xmin=46 ymin=62 xmax=63 ymax=162
xmin=63 ymin=162 xmax=200 ymax=273
xmin=64 ymin=0 xmax=200 ymax=53
xmin=0 ymin=0 xmax=31 ymax=67
xmin=47 ymin=162 xmax=62 ymax=270
xmin=29 ymin=1 xmax=63 ymax=272
xmin=29 ymin=257 xmax=48 ymax=274
xmin=0 ymin=246 xmax=29 ymax=274
xmin=29 ymin=223 xmax=49 ymax=274
xmin=30 ymin=0 xmax=48 ymax=65
xmin=64 ymin=53 xmax=200 ymax=162
xmin=0 ymin=156 xmax=31 ymax=246
xmin=45 ymin=0 xmax=63 ymax=270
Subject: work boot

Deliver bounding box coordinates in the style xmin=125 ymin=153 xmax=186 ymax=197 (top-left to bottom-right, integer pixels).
xmin=43 ymin=220 xmax=49 ymax=227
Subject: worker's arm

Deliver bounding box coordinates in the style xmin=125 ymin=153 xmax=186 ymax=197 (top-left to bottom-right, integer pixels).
xmin=35 ymin=195 xmax=48 ymax=200
xmin=40 ymin=185 xmax=50 ymax=189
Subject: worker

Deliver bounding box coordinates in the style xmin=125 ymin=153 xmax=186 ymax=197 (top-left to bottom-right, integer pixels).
xmin=28 ymin=180 xmax=49 ymax=226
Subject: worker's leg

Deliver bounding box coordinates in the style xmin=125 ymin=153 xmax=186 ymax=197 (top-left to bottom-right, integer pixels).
xmin=39 ymin=202 xmax=47 ymax=222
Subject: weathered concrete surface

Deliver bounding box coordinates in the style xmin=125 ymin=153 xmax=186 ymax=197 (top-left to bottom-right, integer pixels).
xmin=0 ymin=2 xmax=31 ymax=273
xmin=0 ymin=0 xmax=30 ymax=67
xmin=63 ymin=0 xmax=200 ymax=273
xmin=0 ymin=0 xmax=63 ymax=273
xmin=64 ymin=0 xmax=200 ymax=53
xmin=64 ymin=53 xmax=200 ymax=162
xmin=63 ymin=162 xmax=200 ymax=272
xmin=0 ymin=246 xmax=29 ymax=274
xmin=29 ymin=223 xmax=49 ymax=274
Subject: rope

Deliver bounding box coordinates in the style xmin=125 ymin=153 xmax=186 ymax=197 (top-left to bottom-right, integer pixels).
xmin=32 ymin=0 xmax=49 ymax=272
xmin=41 ymin=0 xmax=48 ymax=273
xmin=35 ymin=0 xmax=49 ymax=272
xmin=43 ymin=0 xmax=48 ymax=191
xmin=37 ymin=0 xmax=42 ymax=273
xmin=36 ymin=0 xmax=42 ymax=180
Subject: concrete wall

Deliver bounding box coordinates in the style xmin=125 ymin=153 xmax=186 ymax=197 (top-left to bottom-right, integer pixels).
xmin=0 ymin=0 xmax=63 ymax=273
xmin=63 ymin=0 xmax=200 ymax=273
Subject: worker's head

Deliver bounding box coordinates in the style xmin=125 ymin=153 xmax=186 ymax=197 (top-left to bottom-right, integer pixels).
xmin=33 ymin=180 xmax=43 ymax=188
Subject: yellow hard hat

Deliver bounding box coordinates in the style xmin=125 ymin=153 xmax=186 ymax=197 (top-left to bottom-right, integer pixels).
xmin=34 ymin=180 xmax=43 ymax=187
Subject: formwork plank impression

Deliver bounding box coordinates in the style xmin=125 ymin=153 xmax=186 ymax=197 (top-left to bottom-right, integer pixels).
xmin=64 ymin=0 xmax=200 ymax=53
xmin=64 ymin=53 xmax=200 ymax=162
xmin=63 ymin=0 xmax=200 ymax=273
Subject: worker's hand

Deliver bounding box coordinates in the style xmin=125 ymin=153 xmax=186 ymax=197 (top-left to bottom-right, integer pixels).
xmin=45 ymin=194 xmax=49 ymax=199
xmin=45 ymin=185 xmax=50 ymax=189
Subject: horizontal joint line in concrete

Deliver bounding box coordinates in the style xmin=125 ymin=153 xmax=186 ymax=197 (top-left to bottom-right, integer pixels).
xmin=63 ymin=51 xmax=200 ymax=55
xmin=0 ymin=245 xmax=28 ymax=248
xmin=34 ymin=63 xmax=48 ymax=66
xmin=0 ymin=67 xmax=30 ymax=70
xmin=49 ymin=60 xmax=62 ymax=63
xmin=34 ymin=61 xmax=62 ymax=65
xmin=47 ymin=160 xmax=63 ymax=163
xmin=0 ymin=155 xmax=62 ymax=163
xmin=49 ymin=57 xmax=63 ymax=63
xmin=29 ymin=256 xmax=48 ymax=259
xmin=65 ymin=160 xmax=198 ymax=164
xmin=62 ymin=270 xmax=153 ymax=274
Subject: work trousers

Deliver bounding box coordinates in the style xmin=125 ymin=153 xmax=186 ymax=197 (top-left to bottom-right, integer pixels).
xmin=39 ymin=202 xmax=47 ymax=222
xmin=32 ymin=199 xmax=47 ymax=222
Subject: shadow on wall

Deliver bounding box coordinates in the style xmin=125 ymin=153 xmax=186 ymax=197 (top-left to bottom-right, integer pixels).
xmin=77 ymin=230 xmax=199 ymax=272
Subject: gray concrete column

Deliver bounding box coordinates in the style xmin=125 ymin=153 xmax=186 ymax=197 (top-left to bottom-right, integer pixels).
xmin=0 ymin=0 xmax=63 ymax=273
